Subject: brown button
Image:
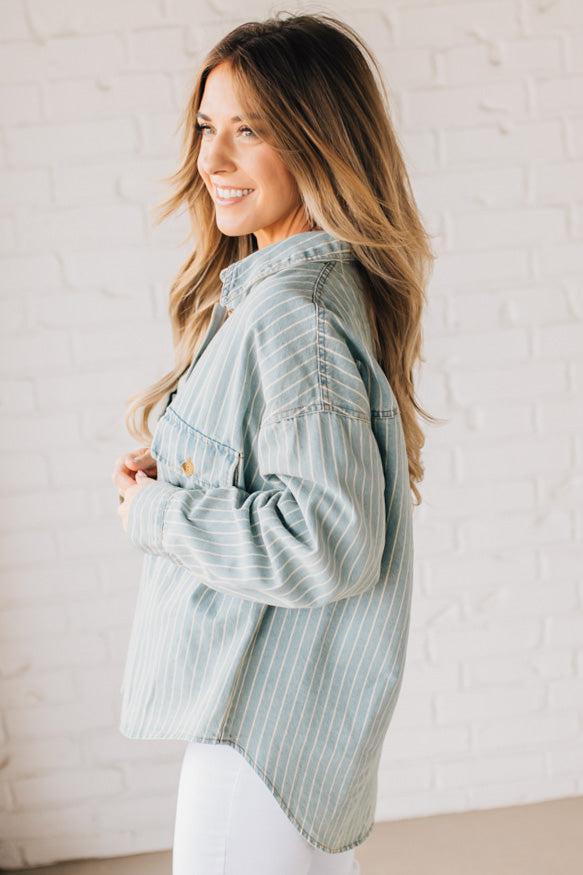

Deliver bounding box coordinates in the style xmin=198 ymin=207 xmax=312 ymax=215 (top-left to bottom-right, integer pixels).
xmin=181 ymin=458 xmax=194 ymax=475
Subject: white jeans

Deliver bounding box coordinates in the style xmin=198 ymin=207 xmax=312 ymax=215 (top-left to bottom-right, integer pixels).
xmin=172 ymin=740 xmax=361 ymax=875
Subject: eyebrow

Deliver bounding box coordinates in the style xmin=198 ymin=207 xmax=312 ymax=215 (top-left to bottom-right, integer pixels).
xmin=196 ymin=112 xmax=262 ymax=122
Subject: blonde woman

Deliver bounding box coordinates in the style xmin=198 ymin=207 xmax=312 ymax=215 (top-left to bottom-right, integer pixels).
xmin=112 ymin=11 xmax=436 ymax=875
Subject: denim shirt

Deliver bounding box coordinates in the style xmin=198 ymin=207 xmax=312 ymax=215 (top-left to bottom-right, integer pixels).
xmin=119 ymin=229 xmax=414 ymax=854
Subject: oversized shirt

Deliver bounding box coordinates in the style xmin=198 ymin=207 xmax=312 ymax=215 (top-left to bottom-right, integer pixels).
xmin=119 ymin=229 xmax=414 ymax=854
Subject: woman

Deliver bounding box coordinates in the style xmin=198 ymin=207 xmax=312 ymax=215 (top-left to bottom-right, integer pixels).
xmin=112 ymin=11 xmax=436 ymax=875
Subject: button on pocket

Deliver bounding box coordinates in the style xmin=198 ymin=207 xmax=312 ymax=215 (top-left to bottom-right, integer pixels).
xmin=181 ymin=458 xmax=195 ymax=476
xmin=151 ymin=406 xmax=241 ymax=489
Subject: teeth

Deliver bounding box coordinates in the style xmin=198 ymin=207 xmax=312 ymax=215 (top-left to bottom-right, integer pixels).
xmin=216 ymin=186 xmax=254 ymax=199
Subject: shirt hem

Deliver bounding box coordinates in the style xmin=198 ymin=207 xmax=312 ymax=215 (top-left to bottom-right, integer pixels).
xmin=118 ymin=723 xmax=374 ymax=855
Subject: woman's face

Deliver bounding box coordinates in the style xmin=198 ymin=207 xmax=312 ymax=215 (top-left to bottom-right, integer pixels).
xmin=196 ymin=62 xmax=311 ymax=249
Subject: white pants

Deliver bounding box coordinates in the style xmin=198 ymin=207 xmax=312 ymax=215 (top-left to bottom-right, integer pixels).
xmin=172 ymin=740 xmax=361 ymax=875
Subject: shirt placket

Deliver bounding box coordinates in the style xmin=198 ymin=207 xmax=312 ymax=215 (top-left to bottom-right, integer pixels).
xmin=161 ymin=301 xmax=229 ymax=414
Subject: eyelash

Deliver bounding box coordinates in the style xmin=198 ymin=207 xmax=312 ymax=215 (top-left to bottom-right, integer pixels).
xmin=195 ymin=122 xmax=256 ymax=138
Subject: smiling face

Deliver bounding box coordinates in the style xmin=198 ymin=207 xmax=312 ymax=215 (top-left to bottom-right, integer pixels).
xmin=196 ymin=61 xmax=312 ymax=249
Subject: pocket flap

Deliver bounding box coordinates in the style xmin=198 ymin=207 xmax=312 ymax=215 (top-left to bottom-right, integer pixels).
xmin=151 ymin=406 xmax=240 ymax=488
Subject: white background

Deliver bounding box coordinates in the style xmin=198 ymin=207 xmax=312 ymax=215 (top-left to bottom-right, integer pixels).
xmin=1 ymin=0 xmax=582 ymax=868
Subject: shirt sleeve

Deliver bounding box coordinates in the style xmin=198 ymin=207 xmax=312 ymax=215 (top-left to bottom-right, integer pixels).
xmin=126 ymin=407 xmax=386 ymax=609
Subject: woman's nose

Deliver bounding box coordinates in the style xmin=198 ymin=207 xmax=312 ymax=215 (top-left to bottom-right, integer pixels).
xmin=199 ymin=143 xmax=237 ymax=176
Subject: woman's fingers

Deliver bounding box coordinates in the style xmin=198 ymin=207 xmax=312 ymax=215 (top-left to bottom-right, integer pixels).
xmin=112 ymin=448 xmax=157 ymax=496
xmin=125 ymin=452 xmax=157 ymax=480
xmin=112 ymin=456 xmax=138 ymax=491
xmin=125 ymin=452 xmax=156 ymax=472
xmin=116 ymin=469 xmax=136 ymax=493
xmin=124 ymin=446 xmax=149 ymax=464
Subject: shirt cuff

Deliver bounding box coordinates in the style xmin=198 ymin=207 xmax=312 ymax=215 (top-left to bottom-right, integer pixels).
xmin=126 ymin=479 xmax=181 ymax=555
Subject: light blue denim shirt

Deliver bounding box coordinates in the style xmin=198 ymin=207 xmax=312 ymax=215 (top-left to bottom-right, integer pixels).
xmin=119 ymin=229 xmax=414 ymax=854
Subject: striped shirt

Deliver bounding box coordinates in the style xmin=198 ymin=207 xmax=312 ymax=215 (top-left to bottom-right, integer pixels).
xmin=119 ymin=229 xmax=414 ymax=854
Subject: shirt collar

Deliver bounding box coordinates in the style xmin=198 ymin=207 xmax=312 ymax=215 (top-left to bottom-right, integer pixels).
xmin=219 ymin=230 xmax=357 ymax=311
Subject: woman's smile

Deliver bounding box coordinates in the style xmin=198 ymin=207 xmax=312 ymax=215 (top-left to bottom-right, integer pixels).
xmin=214 ymin=186 xmax=256 ymax=206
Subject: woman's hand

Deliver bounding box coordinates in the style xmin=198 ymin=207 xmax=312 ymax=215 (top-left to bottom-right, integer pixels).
xmin=112 ymin=447 xmax=158 ymax=533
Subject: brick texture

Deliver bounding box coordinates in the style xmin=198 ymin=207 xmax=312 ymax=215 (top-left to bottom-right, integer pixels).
xmin=1 ymin=0 xmax=582 ymax=868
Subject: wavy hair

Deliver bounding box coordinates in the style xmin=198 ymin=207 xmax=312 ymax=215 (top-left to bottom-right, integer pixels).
xmin=124 ymin=10 xmax=439 ymax=506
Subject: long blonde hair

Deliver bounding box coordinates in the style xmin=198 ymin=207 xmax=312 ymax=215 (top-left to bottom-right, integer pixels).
xmin=124 ymin=11 xmax=439 ymax=506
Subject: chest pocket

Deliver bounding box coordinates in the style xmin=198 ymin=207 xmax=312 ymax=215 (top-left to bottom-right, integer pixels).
xmin=150 ymin=406 xmax=241 ymax=490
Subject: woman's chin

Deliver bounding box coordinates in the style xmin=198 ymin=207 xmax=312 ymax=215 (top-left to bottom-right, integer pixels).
xmin=216 ymin=215 xmax=260 ymax=236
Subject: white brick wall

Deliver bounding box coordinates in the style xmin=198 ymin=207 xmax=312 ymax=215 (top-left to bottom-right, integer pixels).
xmin=1 ymin=0 xmax=582 ymax=868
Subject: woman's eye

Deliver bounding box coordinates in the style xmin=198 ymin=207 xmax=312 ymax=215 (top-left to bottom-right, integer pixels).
xmin=195 ymin=123 xmax=255 ymax=138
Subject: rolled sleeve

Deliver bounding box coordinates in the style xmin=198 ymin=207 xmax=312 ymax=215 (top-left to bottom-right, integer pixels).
xmin=126 ymin=479 xmax=180 ymax=555
xmin=126 ymin=409 xmax=386 ymax=608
